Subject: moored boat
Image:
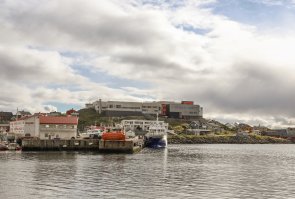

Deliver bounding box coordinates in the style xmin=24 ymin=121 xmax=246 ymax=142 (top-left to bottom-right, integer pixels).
xmin=144 ymin=119 xmax=168 ymax=148
xmin=80 ymin=128 xmax=104 ymax=139
xmin=7 ymin=143 xmax=21 ymax=150
xmin=0 ymin=143 xmax=8 ymax=151
xmin=121 ymin=114 xmax=169 ymax=148
xmin=102 ymin=129 xmax=125 ymax=141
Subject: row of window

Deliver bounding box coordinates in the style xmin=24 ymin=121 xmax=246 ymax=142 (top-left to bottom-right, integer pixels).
xmin=44 ymin=125 xmax=75 ymax=129
xmin=97 ymin=105 xmax=160 ymax=110
xmin=142 ymin=109 xmax=160 ymax=112
xmin=142 ymin=106 xmax=159 ymax=109
xmin=44 ymin=133 xmax=59 ymax=138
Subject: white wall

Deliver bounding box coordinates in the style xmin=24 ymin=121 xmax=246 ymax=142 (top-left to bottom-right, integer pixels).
xmin=10 ymin=120 xmax=25 ymax=135
xmin=23 ymin=116 xmax=39 ymax=137
xmin=39 ymin=124 xmax=77 ymax=139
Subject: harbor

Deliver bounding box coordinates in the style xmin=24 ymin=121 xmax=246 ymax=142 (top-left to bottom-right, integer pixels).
xmin=1 ymin=100 xmax=295 ymax=153
xmin=1 ymin=113 xmax=168 ymax=153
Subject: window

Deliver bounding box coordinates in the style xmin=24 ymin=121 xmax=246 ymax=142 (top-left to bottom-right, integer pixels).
xmin=45 ymin=133 xmax=48 ymax=137
xmin=45 ymin=125 xmax=49 ymax=128
xmin=116 ymin=105 xmax=121 ymax=108
xmin=56 ymin=125 xmax=59 ymax=128
xmin=109 ymin=105 xmax=113 ymax=108
xmin=64 ymin=125 xmax=67 ymax=128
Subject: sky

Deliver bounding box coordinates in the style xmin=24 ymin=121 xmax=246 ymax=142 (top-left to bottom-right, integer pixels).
xmin=1 ymin=0 xmax=295 ymax=128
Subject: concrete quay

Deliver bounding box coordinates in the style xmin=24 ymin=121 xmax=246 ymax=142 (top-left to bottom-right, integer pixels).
xmin=99 ymin=138 xmax=144 ymax=153
xmin=22 ymin=138 xmax=144 ymax=153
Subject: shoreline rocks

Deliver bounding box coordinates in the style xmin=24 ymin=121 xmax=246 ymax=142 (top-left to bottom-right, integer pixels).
xmin=168 ymin=135 xmax=291 ymax=144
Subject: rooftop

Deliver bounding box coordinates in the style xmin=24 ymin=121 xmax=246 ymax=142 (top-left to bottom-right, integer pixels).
xmin=39 ymin=116 xmax=78 ymax=125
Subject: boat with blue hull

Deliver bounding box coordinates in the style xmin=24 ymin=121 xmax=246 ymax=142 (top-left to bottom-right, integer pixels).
xmin=121 ymin=114 xmax=169 ymax=148
xmin=145 ymin=135 xmax=167 ymax=148
xmin=144 ymin=115 xmax=168 ymax=148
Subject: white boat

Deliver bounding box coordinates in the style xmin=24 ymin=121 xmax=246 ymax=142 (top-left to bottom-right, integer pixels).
xmin=0 ymin=143 xmax=8 ymax=151
xmin=80 ymin=128 xmax=103 ymax=139
xmin=121 ymin=114 xmax=168 ymax=148
xmin=7 ymin=143 xmax=21 ymax=150
xmin=144 ymin=116 xmax=168 ymax=148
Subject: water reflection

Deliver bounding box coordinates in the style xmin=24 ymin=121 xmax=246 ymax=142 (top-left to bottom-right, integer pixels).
xmin=1 ymin=145 xmax=295 ymax=198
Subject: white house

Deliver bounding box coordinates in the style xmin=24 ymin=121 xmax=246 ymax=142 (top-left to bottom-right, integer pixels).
xmin=10 ymin=115 xmax=78 ymax=139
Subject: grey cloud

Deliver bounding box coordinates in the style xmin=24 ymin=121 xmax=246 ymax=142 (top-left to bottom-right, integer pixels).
xmin=2 ymin=1 xmax=171 ymax=51
xmin=111 ymin=53 xmax=197 ymax=80
xmin=0 ymin=0 xmax=295 ymax=127
xmin=195 ymin=62 xmax=295 ymax=118
xmin=0 ymin=51 xmax=45 ymax=81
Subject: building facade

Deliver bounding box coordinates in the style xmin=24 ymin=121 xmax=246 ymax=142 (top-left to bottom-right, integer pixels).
xmin=10 ymin=120 xmax=26 ymax=135
xmin=121 ymin=120 xmax=168 ymax=131
xmin=39 ymin=116 xmax=78 ymax=139
xmin=87 ymin=99 xmax=203 ymax=119
xmin=16 ymin=110 xmax=32 ymax=119
xmin=0 ymin=124 xmax=10 ymax=133
xmin=0 ymin=112 xmax=13 ymax=121
xmin=10 ymin=115 xmax=78 ymax=139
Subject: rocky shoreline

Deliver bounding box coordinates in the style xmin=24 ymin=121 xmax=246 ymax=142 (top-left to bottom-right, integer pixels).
xmin=168 ymin=135 xmax=292 ymax=144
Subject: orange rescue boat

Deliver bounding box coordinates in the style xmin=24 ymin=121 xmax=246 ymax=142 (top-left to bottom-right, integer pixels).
xmin=102 ymin=129 xmax=126 ymax=141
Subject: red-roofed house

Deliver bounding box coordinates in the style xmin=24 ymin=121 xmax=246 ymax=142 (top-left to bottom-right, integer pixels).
xmin=39 ymin=116 xmax=78 ymax=139
xmin=66 ymin=108 xmax=79 ymax=116
xmin=10 ymin=115 xmax=79 ymax=139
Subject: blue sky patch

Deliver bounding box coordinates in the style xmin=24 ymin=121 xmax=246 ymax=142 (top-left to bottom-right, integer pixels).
xmin=45 ymin=102 xmax=82 ymax=113
xmin=211 ymin=0 xmax=295 ymax=27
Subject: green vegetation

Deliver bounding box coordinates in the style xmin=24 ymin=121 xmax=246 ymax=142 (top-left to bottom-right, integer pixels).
xmin=78 ymin=108 xmax=148 ymax=131
xmin=78 ymin=108 xmax=103 ymax=131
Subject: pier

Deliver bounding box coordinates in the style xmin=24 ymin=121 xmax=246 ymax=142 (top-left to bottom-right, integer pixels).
xmin=22 ymin=138 xmax=144 ymax=153
xmin=99 ymin=138 xmax=144 ymax=153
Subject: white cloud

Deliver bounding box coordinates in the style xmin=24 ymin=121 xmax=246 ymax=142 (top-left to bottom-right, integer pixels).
xmin=0 ymin=0 xmax=295 ymax=127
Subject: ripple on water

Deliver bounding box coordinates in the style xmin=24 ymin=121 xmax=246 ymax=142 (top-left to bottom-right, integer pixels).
xmin=1 ymin=145 xmax=295 ymax=199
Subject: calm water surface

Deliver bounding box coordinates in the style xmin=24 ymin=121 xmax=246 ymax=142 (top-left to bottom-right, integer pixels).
xmin=1 ymin=144 xmax=295 ymax=199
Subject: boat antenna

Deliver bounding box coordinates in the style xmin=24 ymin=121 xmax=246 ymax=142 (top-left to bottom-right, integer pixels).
xmin=16 ymin=107 xmax=18 ymax=121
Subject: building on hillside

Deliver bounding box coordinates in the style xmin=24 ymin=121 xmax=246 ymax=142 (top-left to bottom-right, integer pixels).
xmin=262 ymin=129 xmax=285 ymax=137
xmin=236 ymin=123 xmax=253 ymax=132
xmin=185 ymin=129 xmax=212 ymax=136
xmin=87 ymin=99 xmax=203 ymax=119
xmin=121 ymin=120 xmax=168 ymax=132
xmin=0 ymin=124 xmax=10 ymax=133
xmin=93 ymin=100 xmax=143 ymax=116
xmin=165 ymin=102 xmax=203 ymax=120
xmin=47 ymin=111 xmax=62 ymax=116
xmin=66 ymin=109 xmax=79 ymax=116
xmin=10 ymin=115 xmax=78 ymax=139
xmin=10 ymin=120 xmax=26 ymax=135
xmin=16 ymin=110 xmax=31 ymax=119
xmin=0 ymin=112 xmax=13 ymax=121
xmin=142 ymin=102 xmax=161 ymax=115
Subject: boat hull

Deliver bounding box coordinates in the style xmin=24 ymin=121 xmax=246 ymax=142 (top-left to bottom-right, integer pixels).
xmin=102 ymin=132 xmax=125 ymax=141
xmin=145 ymin=135 xmax=167 ymax=148
xmin=0 ymin=144 xmax=8 ymax=151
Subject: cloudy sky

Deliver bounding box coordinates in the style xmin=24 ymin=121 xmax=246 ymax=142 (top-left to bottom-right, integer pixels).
xmin=1 ymin=0 xmax=295 ymax=127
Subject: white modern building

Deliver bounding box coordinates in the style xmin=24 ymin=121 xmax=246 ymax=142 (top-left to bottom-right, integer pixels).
xmin=91 ymin=100 xmax=161 ymax=115
xmin=87 ymin=99 xmax=203 ymax=119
